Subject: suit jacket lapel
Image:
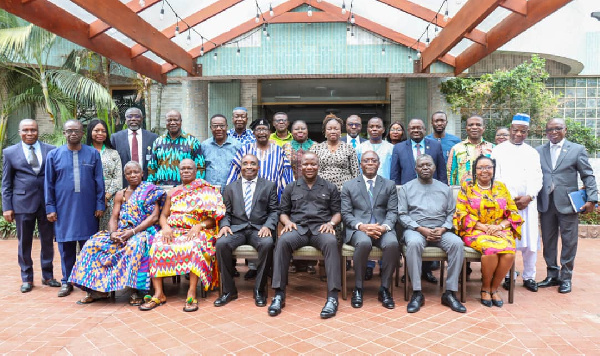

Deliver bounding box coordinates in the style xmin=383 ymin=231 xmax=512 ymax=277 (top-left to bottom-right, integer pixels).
xmin=235 ymin=180 xmax=245 ymax=213
xmin=555 ymin=140 xmax=570 ymax=170
xmin=357 ymin=176 xmax=371 ymax=207
xmin=372 ymin=176 xmax=384 ymax=205
xmin=251 ymin=179 xmax=262 ymax=210
xmin=406 ymin=140 xmax=416 ymax=171
xmin=17 ymin=145 xmax=35 ymax=174
xmin=542 ymin=143 xmax=552 ymax=170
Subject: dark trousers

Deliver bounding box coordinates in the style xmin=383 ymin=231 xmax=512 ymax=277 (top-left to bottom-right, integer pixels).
xmin=272 ymin=230 xmax=341 ymax=293
xmin=540 ymin=193 xmax=579 ymax=281
xmin=58 ymin=240 xmax=86 ymax=284
xmin=351 ymin=231 xmax=399 ymax=289
xmin=216 ymin=229 xmax=274 ymax=294
xmin=15 ymin=207 xmax=55 ymax=282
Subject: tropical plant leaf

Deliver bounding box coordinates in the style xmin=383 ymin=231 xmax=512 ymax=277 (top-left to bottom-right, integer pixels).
xmin=46 ymin=69 xmax=116 ymax=112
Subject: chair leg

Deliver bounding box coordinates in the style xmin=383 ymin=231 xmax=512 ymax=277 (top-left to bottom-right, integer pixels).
xmin=439 ymin=260 xmax=445 ymax=289
xmin=404 ymin=256 xmax=409 ymax=302
xmin=342 ymin=256 xmax=348 ymax=300
xmin=509 ymin=260 xmax=515 ymax=304
xmin=460 ymin=259 xmax=467 ymax=303
xmin=200 ymin=282 xmax=207 ymax=299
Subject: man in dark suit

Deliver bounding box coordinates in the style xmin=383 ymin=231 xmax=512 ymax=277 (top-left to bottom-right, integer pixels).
xmin=340 ymin=114 xmax=366 ymax=149
xmin=341 ymin=150 xmax=399 ymax=309
xmin=2 ymin=119 xmax=59 ymax=293
xmin=536 ymin=118 xmax=598 ymax=294
xmin=269 ymin=152 xmax=342 ymax=319
xmin=214 ymin=154 xmax=279 ymax=307
xmin=390 ymin=118 xmax=447 ymax=283
xmin=390 ymin=118 xmax=447 ymax=185
xmin=110 ymin=107 xmax=158 ymax=186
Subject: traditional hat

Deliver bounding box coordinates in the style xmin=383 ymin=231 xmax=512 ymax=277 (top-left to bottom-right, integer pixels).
xmin=233 ymin=107 xmax=247 ymax=113
xmin=512 ymin=113 xmax=530 ymax=126
xmin=250 ymin=118 xmax=270 ymax=130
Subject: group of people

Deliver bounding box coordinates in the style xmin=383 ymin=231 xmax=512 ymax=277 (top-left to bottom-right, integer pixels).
xmin=2 ymin=106 xmax=597 ymax=318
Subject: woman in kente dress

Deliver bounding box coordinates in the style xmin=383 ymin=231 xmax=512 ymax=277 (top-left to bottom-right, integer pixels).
xmin=70 ymin=161 xmax=165 ymax=305
xmin=454 ymin=155 xmax=523 ymax=308
xmin=140 ymin=159 xmax=225 ymax=312
xmin=86 ymin=119 xmax=122 ymax=231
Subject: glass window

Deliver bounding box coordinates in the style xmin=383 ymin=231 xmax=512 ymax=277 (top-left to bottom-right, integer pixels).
xmin=576 ymin=98 xmax=586 ymax=108
xmin=576 ymin=88 xmax=586 ymax=98
xmin=555 ymin=87 xmax=565 ymax=96
xmin=565 ymin=88 xmax=575 ymax=98
xmin=587 ymin=88 xmax=597 ymax=97
xmin=587 ymin=99 xmax=596 ymax=108
xmin=587 ymin=78 xmax=597 ymax=87
xmin=576 ymin=78 xmax=587 ymax=87
xmin=576 ymin=109 xmax=586 ymax=118
xmin=586 ymin=109 xmax=596 ymax=118
xmin=565 ymin=109 xmax=575 ymax=118
xmin=565 ymin=78 xmax=576 ymax=87
xmin=554 ymin=78 xmax=565 ymax=87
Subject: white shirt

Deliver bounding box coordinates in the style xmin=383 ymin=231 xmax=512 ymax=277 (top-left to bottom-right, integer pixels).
xmin=127 ymin=129 xmax=143 ymax=162
xmin=346 ymin=135 xmax=359 ymax=147
xmin=21 ymin=141 xmax=41 ymax=165
xmin=241 ymin=177 xmax=258 ymax=200
xmin=356 ymin=175 xmax=390 ymax=231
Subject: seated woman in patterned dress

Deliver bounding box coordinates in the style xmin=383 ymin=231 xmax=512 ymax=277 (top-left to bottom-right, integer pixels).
xmin=69 ymin=161 xmax=166 ymax=305
xmin=453 ymin=155 xmax=523 ymax=308
xmin=139 ymin=159 xmax=225 ymax=312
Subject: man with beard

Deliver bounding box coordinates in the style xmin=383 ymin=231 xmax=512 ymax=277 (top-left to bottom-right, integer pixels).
xmin=447 ymin=116 xmax=494 ymax=186
xmin=341 ymin=115 xmax=366 ymax=149
xmin=425 ymin=111 xmax=460 ymax=163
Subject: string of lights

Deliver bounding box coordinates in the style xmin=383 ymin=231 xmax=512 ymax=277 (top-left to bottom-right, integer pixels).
xmin=407 ymin=0 xmax=450 ymax=63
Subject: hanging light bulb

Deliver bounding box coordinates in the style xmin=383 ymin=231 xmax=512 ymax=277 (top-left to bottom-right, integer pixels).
xmin=214 ymin=52 xmax=218 ymax=60
xmin=341 ymin=1 xmax=346 ymax=14
xmin=266 ymin=32 xmax=271 ymax=40
xmin=262 ymin=23 xmax=267 ymax=35
xmin=434 ymin=26 xmax=439 ymax=37
xmin=350 ymin=13 xmax=355 ymax=24
xmin=200 ymin=45 xmax=204 ymax=56
xmin=139 ymin=0 xmax=145 ymax=7
xmin=236 ymin=47 xmax=240 ymax=56
xmin=255 ymin=13 xmax=260 ymax=23
xmin=408 ymin=55 xmax=412 ymax=63
xmin=417 ymin=51 xmax=421 ymax=59
xmin=175 ymin=24 xmax=179 ymax=36
xmin=308 ymin=5 xmax=312 ymax=17
xmin=159 ymin=7 xmax=165 ymax=20
xmin=381 ymin=47 xmax=385 ymax=56
xmin=186 ymin=31 xmax=191 ymax=45
xmin=269 ymin=3 xmax=274 ymax=16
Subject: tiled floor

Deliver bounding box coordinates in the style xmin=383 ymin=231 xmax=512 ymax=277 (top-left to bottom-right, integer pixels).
xmin=1 ymin=238 xmax=600 ymax=355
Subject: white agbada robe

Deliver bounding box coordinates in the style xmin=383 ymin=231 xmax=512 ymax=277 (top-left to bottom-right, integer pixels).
xmin=492 ymin=141 xmax=543 ymax=252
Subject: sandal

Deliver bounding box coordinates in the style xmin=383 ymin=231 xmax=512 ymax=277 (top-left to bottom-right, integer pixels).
xmin=491 ymin=290 xmax=504 ymax=308
xmin=183 ymin=297 xmax=198 ymax=312
xmin=480 ymin=290 xmax=492 ymax=308
xmin=139 ymin=295 xmax=166 ymax=311
xmin=76 ymin=291 xmax=109 ymax=305
xmin=129 ymin=291 xmax=144 ymax=306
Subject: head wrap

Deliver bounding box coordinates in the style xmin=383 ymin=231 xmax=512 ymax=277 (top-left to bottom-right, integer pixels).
xmin=512 ymin=113 xmax=530 ymax=126
xmin=233 ymin=107 xmax=247 ymax=113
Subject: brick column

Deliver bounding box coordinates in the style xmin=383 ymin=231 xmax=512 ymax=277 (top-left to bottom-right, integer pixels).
xmin=180 ymin=80 xmax=209 ymax=140
xmin=388 ymin=78 xmax=405 ymax=124
xmin=240 ymin=79 xmax=258 ymax=123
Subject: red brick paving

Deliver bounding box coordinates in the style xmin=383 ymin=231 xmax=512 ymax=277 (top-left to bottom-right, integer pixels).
xmin=1 ymin=238 xmax=600 ymax=355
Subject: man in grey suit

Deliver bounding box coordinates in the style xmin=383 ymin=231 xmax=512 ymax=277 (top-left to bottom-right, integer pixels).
xmin=341 ymin=150 xmax=399 ymax=309
xmin=398 ymin=154 xmax=466 ymax=314
xmin=110 ymin=107 xmax=158 ymax=186
xmin=2 ymin=119 xmax=59 ymax=293
xmin=214 ymin=154 xmax=279 ymax=308
xmin=536 ymin=118 xmax=598 ymax=294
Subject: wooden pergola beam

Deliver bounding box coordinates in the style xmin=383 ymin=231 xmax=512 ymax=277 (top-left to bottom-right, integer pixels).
xmin=454 ymin=0 xmax=572 ymax=75
xmin=419 ymin=0 xmax=503 ymax=71
xmin=131 ymin=0 xmax=244 ymax=58
xmin=376 ymin=0 xmax=487 ymax=45
xmin=312 ymin=0 xmax=455 ymax=66
xmin=500 ymin=0 xmax=527 ymax=16
xmin=0 ymin=0 xmax=165 ymax=83
xmin=70 ymin=0 xmax=196 ymax=75
xmin=89 ymin=0 xmax=162 ymax=39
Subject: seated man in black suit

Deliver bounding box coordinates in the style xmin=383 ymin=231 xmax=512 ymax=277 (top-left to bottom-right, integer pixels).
xmin=269 ymin=152 xmax=342 ymax=319
xmin=215 ymin=154 xmax=279 ymax=307
xmin=341 ymin=150 xmax=399 ymax=309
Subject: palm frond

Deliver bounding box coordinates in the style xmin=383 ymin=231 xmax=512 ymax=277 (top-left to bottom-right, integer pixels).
xmin=47 ymin=69 xmax=116 ymax=112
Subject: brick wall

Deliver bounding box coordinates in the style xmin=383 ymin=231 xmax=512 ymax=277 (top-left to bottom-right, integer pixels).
xmin=388 ymin=78 xmax=405 ymax=125
xmin=240 ymin=79 xmax=257 ymax=123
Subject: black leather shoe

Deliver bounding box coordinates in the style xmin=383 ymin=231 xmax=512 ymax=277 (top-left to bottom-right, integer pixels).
xmin=346 ymin=260 xmax=352 ymax=271
xmin=502 ymin=277 xmax=510 ymax=291
xmin=406 ymin=292 xmax=424 ymax=313
xmin=378 ymin=287 xmax=395 ymax=309
xmin=401 ymin=274 xmax=406 ymax=284
xmin=320 ymin=297 xmax=338 ymax=319
xmin=233 ymin=268 xmax=240 ymax=278
xmin=42 ymin=278 xmax=61 ymax=287
xmin=559 ymin=280 xmax=571 ymax=294
xmin=254 ymin=289 xmax=267 ymax=307
xmin=244 ymin=269 xmax=257 ymax=280
xmin=538 ymin=276 xmax=561 ymax=288
xmin=268 ymin=295 xmax=285 ymax=316
xmin=213 ymin=291 xmax=238 ymax=307
xmin=523 ymin=279 xmax=538 ymax=292
xmin=21 ymin=282 xmax=33 ymax=293
xmin=57 ymin=284 xmax=73 ymax=297
xmin=430 ymin=261 xmax=441 ymax=271
xmin=441 ymin=291 xmax=466 ymax=313
xmin=350 ymin=288 xmax=363 ymax=308
xmin=365 ymin=267 xmax=373 ymax=281
xmin=422 ymin=271 xmax=438 ymax=284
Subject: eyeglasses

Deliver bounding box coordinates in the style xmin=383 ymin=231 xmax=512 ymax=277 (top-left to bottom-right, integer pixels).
xmin=210 ymin=124 xmax=226 ymax=129
xmin=64 ymin=129 xmax=82 ymax=135
xmin=546 ymin=127 xmax=565 ymax=133
xmin=125 ymin=114 xmax=142 ymax=119
xmin=254 ymin=128 xmax=269 ymax=133
xmin=273 ymin=119 xmax=287 ymax=123
xmin=476 ymin=166 xmax=494 ymax=171
xmin=347 ymin=123 xmax=361 ymax=127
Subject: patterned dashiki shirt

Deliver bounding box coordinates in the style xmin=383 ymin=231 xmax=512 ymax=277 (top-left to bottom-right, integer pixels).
xmin=147 ymin=131 xmax=205 ymax=185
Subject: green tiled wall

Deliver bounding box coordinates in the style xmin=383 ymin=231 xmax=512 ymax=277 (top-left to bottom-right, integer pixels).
xmin=208 ymin=81 xmax=241 ymax=125
xmin=186 ymin=22 xmax=452 ymax=77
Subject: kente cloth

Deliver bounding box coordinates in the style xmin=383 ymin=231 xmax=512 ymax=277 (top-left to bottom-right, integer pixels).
xmin=45 ymin=145 xmax=105 ymax=242
xmin=453 ymin=181 xmax=523 ymax=255
xmin=147 ymin=131 xmax=205 ymax=186
xmin=492 ymin=141 xmax=543 ymax=251
xmin=149 ymin=179 xmax=225 ymax=291
xmin=447 ymin=139 xmax=495 ymax=186
xmin=226 ymin=143 xmax=293 ymax=200
xmin=69 ymin=182 xmax=165 ymax=292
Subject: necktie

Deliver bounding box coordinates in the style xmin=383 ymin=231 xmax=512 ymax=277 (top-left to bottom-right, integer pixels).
xmin=29 ymin=145 xmax=40 ymax=174
xmin=367 ymin=179 xmax=376 ymax=223
xmin=244 ymin=181 xmax=253 ymax=217
xmin=416 ymin=143 xmax=422 ymax=157
xmin=551 ymin=144 xmax=560 ymax=169
xmin=351 ymin=138 xmax=357 ymax=149
xmin=131 ymin=130 xmax=139 ymax=162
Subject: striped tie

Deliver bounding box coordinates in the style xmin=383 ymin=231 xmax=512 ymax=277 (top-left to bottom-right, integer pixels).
xmin=244 ymin=181 xmax=253 ymax=217
xmin=367 ymin=179 xmax=376 ymax=223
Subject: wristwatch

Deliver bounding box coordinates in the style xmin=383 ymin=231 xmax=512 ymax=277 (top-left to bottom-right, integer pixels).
xmin=529 ymin=195 xmax=536 ymax=201
xmin=327 ymin=221 xmax=336 ymax=227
